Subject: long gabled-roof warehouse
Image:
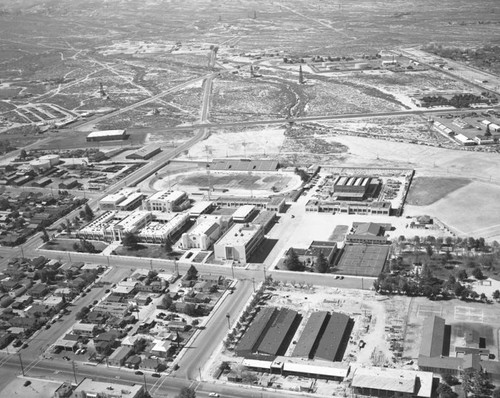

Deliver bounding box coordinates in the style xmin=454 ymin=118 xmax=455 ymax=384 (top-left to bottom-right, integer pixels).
xmin=292 ymin=311 xmax=329 ymax=359
xmin=315 ymin=312 xmax=351 ymax=362
xmin=235 ymin=307 xmax=276 ymax=357
xmin=419 ymin=315 xmax=445 ymax=357
xmin=256 ymin=308 xmax=301 ymax=356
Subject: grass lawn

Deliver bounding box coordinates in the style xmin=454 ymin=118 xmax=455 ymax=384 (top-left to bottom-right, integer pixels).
xmin=406 ymin=177 xmax=471 ymax=206
xmin=41 ymin=238 xmax=107 ymax=253
xmin=114 ymin=244 xmax=181 ymax=260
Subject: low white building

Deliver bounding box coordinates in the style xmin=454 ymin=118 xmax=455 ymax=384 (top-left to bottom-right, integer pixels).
xmin=232 ymin=205 xmax=256 ymax=223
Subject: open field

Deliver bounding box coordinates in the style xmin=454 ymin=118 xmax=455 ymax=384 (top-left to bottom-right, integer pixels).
xmin=152 ymin=169 xmax=301 ymax=197
xmin=406 ymin=176 xmax=471 ymax=206
xmin=41 ymin=238 xmax=107 ymax=253
xmin=406 ymin=181 xmax=500 ymax=240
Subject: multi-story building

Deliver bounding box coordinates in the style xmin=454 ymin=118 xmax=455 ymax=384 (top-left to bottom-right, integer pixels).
xmin=143 ymin=190 xmax=189 ymax=212
xmin=138 ymin=212 xmax=189 ymax=243
xmin=180 ymin=217 xmax=222 ymax=250
xmin=213 ymin=223 xmax=264 ymax=264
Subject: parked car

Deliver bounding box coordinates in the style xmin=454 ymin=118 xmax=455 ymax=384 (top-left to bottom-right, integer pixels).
xmin=152 ymin=373 xmax=161 ymax=378
xmin=135 ymin=371 xmax=143 ymax=375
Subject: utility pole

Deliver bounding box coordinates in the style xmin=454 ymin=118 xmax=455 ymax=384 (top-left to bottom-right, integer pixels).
xmin=143 ymin=373 xmax=148 ymax=393
xmin=18 ymin=353 xmax=25 ymax=376
xmin=198 ymin=367 xmax=202 ymax=381
xmin=252 ymin=277 xmax=255 ymax=292
xmin=72 ymin=360 xmax=78 ymax=384
xmin=150 ymin=259 xmax=153 ymax=271
xmin=263 ymin=265 xmax=267 ymax=281
xmin=20 ymin=245 xmax=24 ymax=258
xmin=231 ymin=262 xmax=235 ymax=279
xmin=226 ymin=313 xmax=231 ymax=329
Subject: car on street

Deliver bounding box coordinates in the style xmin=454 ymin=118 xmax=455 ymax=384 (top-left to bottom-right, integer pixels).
xmin=152 ymin=373 xmax=161 ymax=378
xmin=62 ymin=356 xmax=71 ymax=361
xmin=209 ymin=393 xmax=220 ymax=397
xmin=135 ymin=371 xmax=143 ymax=375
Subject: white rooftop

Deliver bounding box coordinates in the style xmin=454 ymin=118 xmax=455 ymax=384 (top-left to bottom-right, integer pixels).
xmin=87 ymin=129 xmax=126 ymax=138
xmin=232 ymin=205 xmax=255 ymax=220
xmin=148 ymin=190 xmax=186 ymax=203
xmin=216 ymin=223 xmax=261 ymax=247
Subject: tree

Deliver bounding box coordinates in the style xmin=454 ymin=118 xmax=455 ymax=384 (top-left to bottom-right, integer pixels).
xmin=176 ymin=387 xmax=196 ymax=398
xmin=162 ymin=294 xmax=173 ymax=309
xmin=493 ymin=290 xmax=500 ymax=300
xmin=457 ymin=269 xmax=468 ymax=281
xmin=493 ymin=387 xmax=500 ymax=398
xmin=122 ymin=232 xmax=139 ymax=250
xmin=186 ymin=265 xmax=198 ymax=281
xmin=472 ymin=267 xmax=485 ymax=280
xmin=315 ymin=251 xmax=329 ymax=273
xmin=84 ymin=204 xmax=94 ymax=221
xmin=437 ymin=383 xmax=456 ymax=398
xmin=19 ymin=149 xmax=27 ymax=159
xmin=41 ymin=228 xmax=50 ymax=243
xmin=164 ymin=238 xmax=173 ymax=253
xmin=425 ymin=245 xmax=433 ymax=257
xmin=284 ymin=248 xmax=303 ymax=271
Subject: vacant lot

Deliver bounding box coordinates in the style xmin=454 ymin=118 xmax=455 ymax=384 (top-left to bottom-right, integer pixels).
xmin=406 ymin=177 xmax=471 ymax=206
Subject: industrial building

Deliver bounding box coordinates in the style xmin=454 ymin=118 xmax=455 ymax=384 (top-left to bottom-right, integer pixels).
xmin=351 ymin=367 xmax=433 ymax=398
xmin=235 ymin=307 xmax=301 ymax=358
xmin=125 ymin=144 xmax=162 ymax=160
xmin=86 ymin=129 xmax=128 ymax=142
xmin=250 ymin=210 xmax=276 ymax=233
xmin=315 ymin=312 xmax=351 ymax=362
xmin=292 ymin=311 xmax=329 ymax=359
xmin=213 ymin=223 xmax=264 ymax=264
xmin=419 ymin=315 xmax=446 ymax=358
xmin=143 ymin=190 xmax=189 ymax=212
xmin=235 ymin=307 xmax=277 ymax=357
xmin=256 ymin=308 xmax=300 ymax=356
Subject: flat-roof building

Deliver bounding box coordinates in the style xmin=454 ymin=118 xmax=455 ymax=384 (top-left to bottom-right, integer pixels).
xmin=143 ymin=190 xmax=189 ymax=213
xmin=232 ymin=205 xmax=257 ymax=223
xmin=72 ymin=378 xmax=144 ymax=398
xmin=213 ymin=223 xmax=264 ymax=264
xmin=86 ymin=129 xmax=128 ymax=142
xmin=138 ymin=212 xmax=189 ymax=244
xmin=351 ymin=367 xmax=433 ymax=398
xmin=188 ymin=201 xmax=214 ymax=218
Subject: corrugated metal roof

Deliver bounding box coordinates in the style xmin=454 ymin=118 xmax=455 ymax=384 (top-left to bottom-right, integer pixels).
xmin=257 ymin=308 xmax=299 ymax=356
xmin=292 ymin=311 xmax=329 ymax=358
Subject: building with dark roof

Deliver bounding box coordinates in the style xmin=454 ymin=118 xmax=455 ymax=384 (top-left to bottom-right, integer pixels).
xmin=251 ymin=210 xmax=276 ymax=233
xmin=235 ymin=307 xmax=277 ymax=357
xmin=292 ymin=311 xmax=329 ymax=359
xmin=315 ymin=312 xmax=351 ymax=362
xmin=419 ymin=315 xmax=445 ymax=357
xmin=288 ymin=241 xmax=338 ymax=269
xmin=126 ymin=144 xmax=162 ymax=160
xmin=346 ymin=222 xmax=391 ymax=244
xmin=256 ymin=308 xmax=300 ymax=356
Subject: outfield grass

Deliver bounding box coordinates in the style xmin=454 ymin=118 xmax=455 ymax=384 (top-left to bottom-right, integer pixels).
xmin=406 ymin=177 xmax=471 ymax=206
